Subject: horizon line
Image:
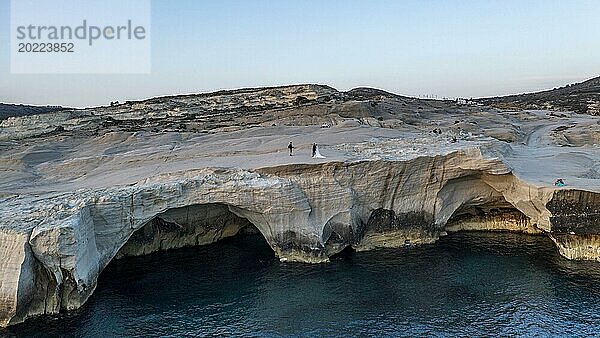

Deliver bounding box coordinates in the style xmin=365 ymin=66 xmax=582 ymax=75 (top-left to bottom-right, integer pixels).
xmin=2 ymin=75 xmax=597 ymax=109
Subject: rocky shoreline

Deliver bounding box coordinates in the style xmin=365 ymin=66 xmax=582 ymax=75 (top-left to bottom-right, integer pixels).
xmin=1 ymin=84 xmax=600 ymax=326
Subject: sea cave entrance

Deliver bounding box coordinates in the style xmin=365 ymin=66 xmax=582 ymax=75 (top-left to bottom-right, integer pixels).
xmin=444 ymin=199 xmax=539 ymax=235
xmin=116 ymin=203 xmax=274 ymax=259
xmin=437 ymin=175 xmax=542 ymax=236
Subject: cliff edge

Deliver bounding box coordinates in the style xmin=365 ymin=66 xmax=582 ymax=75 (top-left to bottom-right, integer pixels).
xmin=1 ymin=84 xmax=600 ymax=326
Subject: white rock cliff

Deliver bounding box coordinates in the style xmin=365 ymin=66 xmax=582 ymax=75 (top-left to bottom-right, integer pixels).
xmin=1 ymin=85 xmax=600 ymax=326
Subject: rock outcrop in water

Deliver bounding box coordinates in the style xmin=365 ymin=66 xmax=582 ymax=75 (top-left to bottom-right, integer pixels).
xmin=1 ymin=84 xmax=600 ymax=327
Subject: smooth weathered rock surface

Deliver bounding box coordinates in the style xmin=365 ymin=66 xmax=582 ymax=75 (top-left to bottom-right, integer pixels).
xmin=1 ymin=84 xmax=600 ymax=326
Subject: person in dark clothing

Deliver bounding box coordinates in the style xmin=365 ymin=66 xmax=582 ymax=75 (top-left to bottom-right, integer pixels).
xmin=312 ymin=143 xmax=317 ymax=157
xmin=288 ymin=141 xmax=294 ymax=156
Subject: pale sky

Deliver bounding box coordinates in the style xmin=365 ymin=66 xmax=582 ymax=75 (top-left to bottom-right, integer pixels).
xmin=1 ymin=0 xmax=599 ymax=107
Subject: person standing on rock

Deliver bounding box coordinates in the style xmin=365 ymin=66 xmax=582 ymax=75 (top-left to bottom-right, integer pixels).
xmin=312 ymin=143 xmax=317 ymax=157
xmin=288 ymin=141 xmax=294 ymax=156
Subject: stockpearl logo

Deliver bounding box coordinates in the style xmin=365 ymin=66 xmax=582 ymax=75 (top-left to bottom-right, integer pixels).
xmin=10 ymin=0 xmax=151 ymax=74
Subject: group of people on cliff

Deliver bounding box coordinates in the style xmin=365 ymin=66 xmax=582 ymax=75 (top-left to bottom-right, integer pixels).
xmin=288 ymin=141 xmax=324 ymax=158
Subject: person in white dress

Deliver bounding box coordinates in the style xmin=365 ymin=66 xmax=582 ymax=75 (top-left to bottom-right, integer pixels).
xmin=312 ymin=143 xmax=325 ymax=158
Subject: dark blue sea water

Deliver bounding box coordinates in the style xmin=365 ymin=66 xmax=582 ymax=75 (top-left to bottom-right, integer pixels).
xmin=5 ymin=232 xmax=600 ymax=337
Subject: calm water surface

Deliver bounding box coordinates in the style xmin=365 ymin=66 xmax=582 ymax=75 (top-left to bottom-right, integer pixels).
xmin=5 ymin=232 xmax=600 ymax=337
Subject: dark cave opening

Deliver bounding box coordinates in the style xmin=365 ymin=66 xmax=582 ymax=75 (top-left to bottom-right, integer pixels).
xmin=116 ymin=203 xmax=273 ymax=259
xmin=330 ymin=245 xmax=356 ymax=260
xmin=445 ymin=200 xmax=538 ymax=234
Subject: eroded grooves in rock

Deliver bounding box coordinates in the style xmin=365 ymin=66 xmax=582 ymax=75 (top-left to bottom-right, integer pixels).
xmin=547 ymin=190 xmax=600 ymax=235
xmin=546 ymin=190 xmax=600 ymax=260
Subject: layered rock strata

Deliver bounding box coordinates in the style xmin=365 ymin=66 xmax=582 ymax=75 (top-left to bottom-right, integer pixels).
xmin=1 ymin=146 xmax=599 ymax=327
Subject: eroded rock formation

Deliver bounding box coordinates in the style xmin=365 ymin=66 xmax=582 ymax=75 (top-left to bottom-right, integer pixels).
xmin=1 ymin=84 xmax=600 ymax=327
xmin=1 ymin=150 xmax=597 ymax=327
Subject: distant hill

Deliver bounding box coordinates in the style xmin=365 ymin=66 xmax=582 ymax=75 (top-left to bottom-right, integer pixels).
xmin=0 ymin=103 xmax=64 ymax=120
xmin=0 ymin=85 xmax=427 ymax=123
xmin=477 ymin=76 xmax=600 ymax=115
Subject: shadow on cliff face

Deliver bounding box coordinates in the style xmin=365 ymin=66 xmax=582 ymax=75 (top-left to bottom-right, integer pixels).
xmin=547 ymin=190 xmax=600 ymax=235
xmin=353 ymin=208 xmax=438 ymax=250
xmin=116 ymin=203 xmax=272 ymax=259
xmin=445 ymin=201 xmax=540 ymax=234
